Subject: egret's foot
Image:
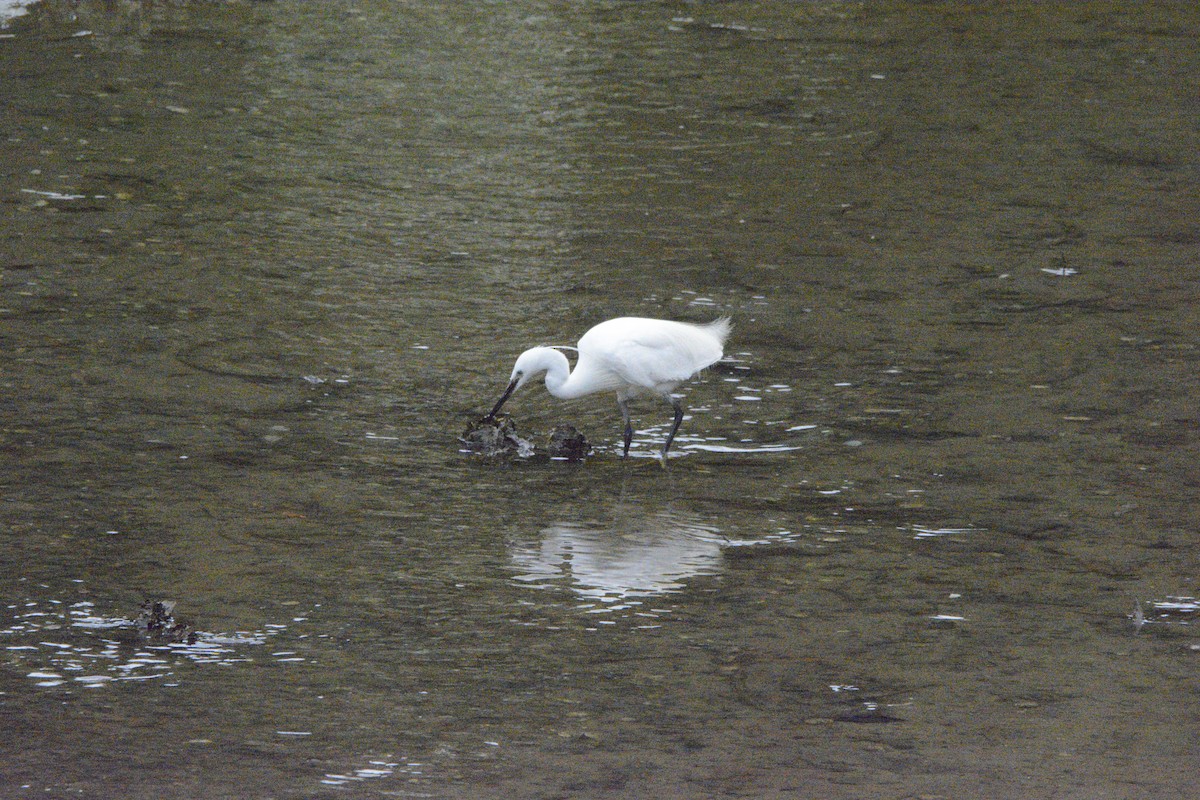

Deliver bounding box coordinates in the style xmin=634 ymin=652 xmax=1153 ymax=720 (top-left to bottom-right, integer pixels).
xmin=626 ymin=458 xmax=660 ymax=470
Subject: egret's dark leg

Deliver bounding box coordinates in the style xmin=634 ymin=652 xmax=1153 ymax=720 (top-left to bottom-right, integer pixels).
xmin=661 ymin=397 xmax=684 ymax=460
xmin=618 ymin=397 xmax=633 ymax=457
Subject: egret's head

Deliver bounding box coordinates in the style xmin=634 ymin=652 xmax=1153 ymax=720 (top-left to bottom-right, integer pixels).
xmin=508 ymin=346 xmax=559 ymax=391
xmin=486 ymin=347 xmax=558 ymax=420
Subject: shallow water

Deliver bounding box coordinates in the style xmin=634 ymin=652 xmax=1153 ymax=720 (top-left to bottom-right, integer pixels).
xmin=2 ymin=1 xmax=1198 ymax=798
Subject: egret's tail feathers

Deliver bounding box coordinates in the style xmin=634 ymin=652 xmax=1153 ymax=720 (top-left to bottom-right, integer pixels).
xmin=703 ymin=316 xmax=733 ymax=346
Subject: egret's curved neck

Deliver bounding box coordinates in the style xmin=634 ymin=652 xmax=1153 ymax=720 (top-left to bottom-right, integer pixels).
xmin=518 ymin=347 xmax=597 ymax=400
xmin=538 ymin=349 xmax=579 ymax=399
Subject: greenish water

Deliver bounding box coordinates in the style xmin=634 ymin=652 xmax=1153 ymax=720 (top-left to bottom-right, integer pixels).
xmin=2 ymin=1 xmax=1198 ymax=798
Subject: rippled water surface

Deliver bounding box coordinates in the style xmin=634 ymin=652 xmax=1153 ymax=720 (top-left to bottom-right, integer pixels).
xmin=2 ymin=1 xmax=1198 ymax=798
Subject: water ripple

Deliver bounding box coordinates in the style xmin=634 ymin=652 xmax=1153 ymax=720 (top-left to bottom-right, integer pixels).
xmin=2 ymin=594 xmax=308 ymax=689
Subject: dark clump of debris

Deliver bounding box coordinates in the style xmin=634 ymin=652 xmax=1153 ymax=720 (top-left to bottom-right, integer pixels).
xmin=138 ymin=600 xmax=197 ymax=645
xmin=459 ymin=414 xmax=535 ymax=458
xmin=460 ymin=416 xmax=591 ymax=461
xmin=547 ymin=424 xmax=591 ymax=461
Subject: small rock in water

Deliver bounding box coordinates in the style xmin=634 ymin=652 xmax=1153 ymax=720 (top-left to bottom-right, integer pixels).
xmin=547 ymin=424 xmax=591 ymax=461
xmin=459 ymin=414 xmax=534 ymax=458
xmin=138 ymin=600 xmax=197 ymax=645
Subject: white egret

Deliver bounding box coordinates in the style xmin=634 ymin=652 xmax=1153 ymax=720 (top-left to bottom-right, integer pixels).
xmin=485 ymin=316 xmax=731 ymax=460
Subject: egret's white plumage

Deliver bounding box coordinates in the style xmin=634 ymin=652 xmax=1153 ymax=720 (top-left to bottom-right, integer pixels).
xmin=487 ymin=317 xmax=731 ymax=459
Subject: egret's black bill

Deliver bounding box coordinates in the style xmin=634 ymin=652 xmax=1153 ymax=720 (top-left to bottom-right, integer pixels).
xmin=485 ymin=378 xmax=519 ymax=420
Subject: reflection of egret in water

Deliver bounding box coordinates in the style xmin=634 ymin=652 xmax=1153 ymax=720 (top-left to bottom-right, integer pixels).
xmin=510 ymin=508 xmax=727 ymax=609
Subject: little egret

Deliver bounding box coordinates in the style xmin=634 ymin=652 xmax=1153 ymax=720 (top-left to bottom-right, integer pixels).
xmin=485 ymin=316 xmax=731 ymax=460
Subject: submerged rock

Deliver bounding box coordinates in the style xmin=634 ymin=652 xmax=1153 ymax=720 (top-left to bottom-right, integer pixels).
xmin=138 ymin=600 xmax=197 ymax=645
xmin=548 ymin=424 xmax=591 ymax=461
xmin=459 ymin=414 xmax=535 ymax=458
xmin=459 ymin=417 xmax=590 ymax=461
